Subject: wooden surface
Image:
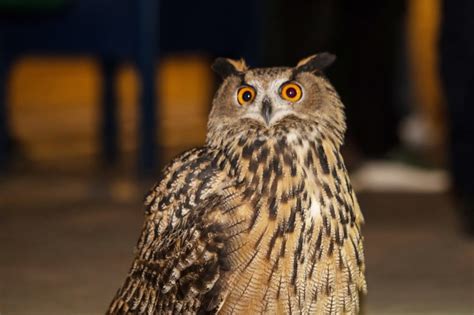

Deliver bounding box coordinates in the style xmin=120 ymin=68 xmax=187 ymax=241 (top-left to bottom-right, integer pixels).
xmin=8 ymin=55 xmax=211 ymax=161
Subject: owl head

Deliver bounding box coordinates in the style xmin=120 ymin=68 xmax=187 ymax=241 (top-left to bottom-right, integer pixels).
xmin=207 ymin=53 xmax=346 ymax=148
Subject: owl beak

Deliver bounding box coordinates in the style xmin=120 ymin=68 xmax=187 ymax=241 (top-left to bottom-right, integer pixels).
xmin=261 ymin=97 xmax=273 ymax=125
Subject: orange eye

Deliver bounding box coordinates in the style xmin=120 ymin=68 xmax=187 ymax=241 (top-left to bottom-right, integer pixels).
xmin=237 ymin=86 xmax=256 ymax=105
xmin=280 ymin=82 xmax=302 ymax=102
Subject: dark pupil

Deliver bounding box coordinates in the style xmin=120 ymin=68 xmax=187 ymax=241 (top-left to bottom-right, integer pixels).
xmin=242 ymin=90 xmax=252 ymax=102
xmin=286 ymin=87 xmax=297 ymax=98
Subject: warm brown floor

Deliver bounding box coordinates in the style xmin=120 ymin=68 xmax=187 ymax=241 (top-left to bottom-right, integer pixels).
xmin=0 ymin=168 xmax=473 ymax=315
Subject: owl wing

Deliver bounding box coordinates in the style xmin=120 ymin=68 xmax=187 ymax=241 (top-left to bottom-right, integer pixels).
xmin=107 ymin=147 xmax=236 ymax=314
xmin=312 ymin=145 xmax=367 ymax=314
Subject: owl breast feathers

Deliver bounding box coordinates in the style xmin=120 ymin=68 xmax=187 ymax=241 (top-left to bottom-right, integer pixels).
xmin=107 ymin=53 xmax=367 ymax=315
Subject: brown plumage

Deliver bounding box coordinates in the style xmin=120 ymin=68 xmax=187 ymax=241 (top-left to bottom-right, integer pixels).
xmin=107 ymin=53 xmax=367 ymax=314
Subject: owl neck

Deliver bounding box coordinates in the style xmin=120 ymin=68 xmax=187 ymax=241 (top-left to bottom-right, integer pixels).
xmin=212 ymin=119 xmax=346 ymax=223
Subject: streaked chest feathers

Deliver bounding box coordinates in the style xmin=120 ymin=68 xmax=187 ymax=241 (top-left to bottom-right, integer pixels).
xmin=214 ymin=125 xmax=366 ymax=314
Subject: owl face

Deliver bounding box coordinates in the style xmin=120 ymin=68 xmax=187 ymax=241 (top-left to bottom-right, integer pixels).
xmin=224 ymin=68 xmax=307 ymax=126
xmin=207 ymin=53 xmax=345 ymax=147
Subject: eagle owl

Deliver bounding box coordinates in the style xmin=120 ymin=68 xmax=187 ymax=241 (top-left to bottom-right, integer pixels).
xmin=107 ymin=53 xmax=367 ymax=314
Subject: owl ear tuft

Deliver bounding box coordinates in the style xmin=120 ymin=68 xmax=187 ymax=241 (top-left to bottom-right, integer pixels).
xmin=295 ymin=52 xmax=336 ymax=74
xmin=212 ymin=57 xmax=248 ymax=79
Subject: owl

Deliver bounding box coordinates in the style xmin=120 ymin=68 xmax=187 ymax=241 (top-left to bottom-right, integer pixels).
xmin=107 ymin=53 xmax=367 ymax=315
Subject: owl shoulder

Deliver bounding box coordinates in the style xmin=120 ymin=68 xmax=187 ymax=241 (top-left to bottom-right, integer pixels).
xmin=142 ymin=146 xmax=231 ymax=215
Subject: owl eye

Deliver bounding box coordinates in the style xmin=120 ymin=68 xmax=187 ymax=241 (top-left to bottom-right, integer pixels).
xmin=237 ymin=86 xmax=256 ymax=105
xmin=280 ymin=82 xmax=302 ymax=102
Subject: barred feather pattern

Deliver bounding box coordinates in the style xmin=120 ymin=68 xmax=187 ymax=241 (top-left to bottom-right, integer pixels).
xmin=107 ymin=113 xmax=366 ymax=315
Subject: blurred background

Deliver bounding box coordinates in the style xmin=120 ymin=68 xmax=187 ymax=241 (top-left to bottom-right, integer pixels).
xmin=0 ymin=0 xmax=473 ymax=314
